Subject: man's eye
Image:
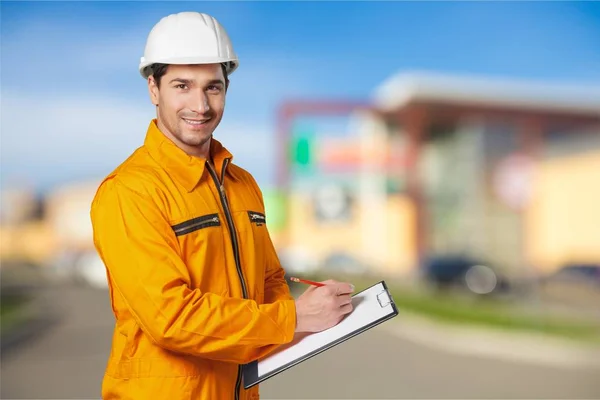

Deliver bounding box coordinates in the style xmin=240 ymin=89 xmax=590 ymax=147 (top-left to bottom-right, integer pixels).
xmin=207 ymin=85 xmax=221 ymax=92
xmin=175 ymin=84 xmax=187 ymax=90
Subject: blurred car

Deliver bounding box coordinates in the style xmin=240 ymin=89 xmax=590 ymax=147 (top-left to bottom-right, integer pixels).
xmin=420 ymin=254 xmax=509 ymax=295
xmin=545 ymin=263 xmax=600 ymax=286
xmin=538 ymin=263 xmax=600 ymax=310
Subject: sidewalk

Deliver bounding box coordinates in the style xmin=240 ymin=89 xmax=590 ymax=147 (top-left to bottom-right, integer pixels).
xmin=382 ymin=310 xmax=600 ymax=370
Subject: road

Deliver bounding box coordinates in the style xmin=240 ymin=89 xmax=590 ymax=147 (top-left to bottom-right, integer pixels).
xmin=1 ymin=284 xmax=599 ymax=399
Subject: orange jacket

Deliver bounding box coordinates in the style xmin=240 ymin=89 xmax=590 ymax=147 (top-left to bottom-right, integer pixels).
xmin=91 ymin=120 xmax=297 ymax=400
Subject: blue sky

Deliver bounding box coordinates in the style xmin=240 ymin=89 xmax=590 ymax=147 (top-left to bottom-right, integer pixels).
xmin=2 ymin=1 xmax=600 ymax=193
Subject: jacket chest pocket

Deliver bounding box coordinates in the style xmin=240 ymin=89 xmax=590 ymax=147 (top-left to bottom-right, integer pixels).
xmin=172 ymin=213 xmax=229 ymax=294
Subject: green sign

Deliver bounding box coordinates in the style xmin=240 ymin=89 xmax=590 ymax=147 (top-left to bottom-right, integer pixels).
xmin=293 ymin=136 xmax=312 ymax=166
xmin=288 ymin=124 xmax=317 ymax=181
xmin=290 ymin=124 xmax=315 ymax=167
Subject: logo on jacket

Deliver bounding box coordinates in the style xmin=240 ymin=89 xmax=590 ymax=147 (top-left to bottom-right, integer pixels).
xmin=248 ymin=211 xmax=266 ymax=226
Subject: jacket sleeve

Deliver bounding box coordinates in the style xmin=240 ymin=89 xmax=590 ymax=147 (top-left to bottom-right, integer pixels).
xmin=90 ymin=176 xmax=296 ymax=364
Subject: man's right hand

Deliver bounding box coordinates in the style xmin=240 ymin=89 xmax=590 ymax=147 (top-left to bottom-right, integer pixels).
xmin=294 ymin=280 xmax=355 ymax=333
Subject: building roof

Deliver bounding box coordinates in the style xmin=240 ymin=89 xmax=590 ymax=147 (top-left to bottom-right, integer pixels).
xmin=372 ymin=71 xmax=600 ymax=116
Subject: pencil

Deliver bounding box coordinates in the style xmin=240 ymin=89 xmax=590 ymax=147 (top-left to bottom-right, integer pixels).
xmin=289 ymin=277 xmax=325 ymax=287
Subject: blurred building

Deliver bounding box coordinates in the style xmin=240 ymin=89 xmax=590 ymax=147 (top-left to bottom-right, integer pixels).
xmin=0 ymin=179 xmax=102 ymax=270
xmin=44 ymin=180 xmax=102 ymax=255
xmin=0 ymin=186 xmax=52 ymax=265
xmin=0 ymin=186 xmax=39 ymax=225
xmin=273 ymin=71 xmax=600 ymax=278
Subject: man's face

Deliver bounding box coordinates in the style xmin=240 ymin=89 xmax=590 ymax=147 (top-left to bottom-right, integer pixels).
xmin=148 ymin=63 xmax=227 ymax=157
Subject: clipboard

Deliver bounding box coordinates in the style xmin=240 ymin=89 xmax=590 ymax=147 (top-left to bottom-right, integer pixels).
xmin=242 ymin=280 xmax=398 ymax=389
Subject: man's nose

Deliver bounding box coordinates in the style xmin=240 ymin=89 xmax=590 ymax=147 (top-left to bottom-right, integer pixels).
xmin=191 ymin=90 xmax=210 ymax=113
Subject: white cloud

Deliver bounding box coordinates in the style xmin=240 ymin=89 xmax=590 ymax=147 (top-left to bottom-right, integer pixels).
xmin=0 ymin=92 xmax=276 ymax=191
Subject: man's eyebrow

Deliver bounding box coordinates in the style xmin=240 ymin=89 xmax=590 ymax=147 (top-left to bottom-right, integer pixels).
xmin=169 ymin=78 xmax=194 ymax=85
xmin=207 ymin=79 xmax=225 ymax=86
xmin=168 ymin=78 xmax=225 ymax=86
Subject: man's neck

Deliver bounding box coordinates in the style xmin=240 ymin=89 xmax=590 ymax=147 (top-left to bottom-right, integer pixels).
xmin=189 ymin=138 xmax=212 ymax=160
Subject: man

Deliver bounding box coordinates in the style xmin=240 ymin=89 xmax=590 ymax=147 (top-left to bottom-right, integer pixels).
xmin=90 ymin=11 xmax=354 ymax=400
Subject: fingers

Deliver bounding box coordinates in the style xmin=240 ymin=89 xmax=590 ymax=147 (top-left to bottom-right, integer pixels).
xmin=335 ymin=294 xmax=352 ymax=307
xmin=313 ymin=279 xmax=355 ymax=295
xmin=339 ymin=301 xmax=353 ymax=315
xmin=332 ymin=282 xmax=355 ymax=296
xmin=336 ymin=294 xmax=352 ymax=306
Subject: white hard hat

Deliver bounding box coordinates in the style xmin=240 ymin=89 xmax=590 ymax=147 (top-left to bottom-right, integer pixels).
xmin=139 ymin=12 xmax=239 ymax=79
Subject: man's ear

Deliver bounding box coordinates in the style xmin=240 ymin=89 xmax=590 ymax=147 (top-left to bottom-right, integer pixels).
xmin=148 ymin=76 xmax=160 ymax=106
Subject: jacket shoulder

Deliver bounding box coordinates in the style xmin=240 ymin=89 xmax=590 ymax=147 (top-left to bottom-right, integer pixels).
xmin=229 ymin=164 xmax=261 ymax=192
xmin=92 ymin=147 xmax=163 ymax=203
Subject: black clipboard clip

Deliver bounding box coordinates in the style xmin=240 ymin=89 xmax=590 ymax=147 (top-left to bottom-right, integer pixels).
xmin=376 ymin=289 xmax=392 ymax=308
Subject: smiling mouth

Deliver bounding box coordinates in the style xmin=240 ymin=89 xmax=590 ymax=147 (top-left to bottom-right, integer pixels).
xmin=183 ymin=118 xmax=211 ymax=126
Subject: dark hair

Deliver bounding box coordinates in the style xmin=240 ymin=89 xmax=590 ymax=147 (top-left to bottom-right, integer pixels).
xmin=149 ymin=63 xmax=230 ymax=90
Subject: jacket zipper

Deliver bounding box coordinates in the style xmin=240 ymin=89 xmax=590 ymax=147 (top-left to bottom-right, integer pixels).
xmin=172 ymin=215 xmax=220 ymax=236
xmin=205 ymin=158 xmax=248 ymax=400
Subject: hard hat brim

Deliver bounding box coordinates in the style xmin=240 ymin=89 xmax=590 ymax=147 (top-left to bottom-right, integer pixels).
xmin=139 ymin=56 xmax=238 ymax=79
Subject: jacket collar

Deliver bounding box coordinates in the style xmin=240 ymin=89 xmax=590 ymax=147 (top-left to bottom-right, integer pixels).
xmin=143 ymin=119 xmax=235 ymax=192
